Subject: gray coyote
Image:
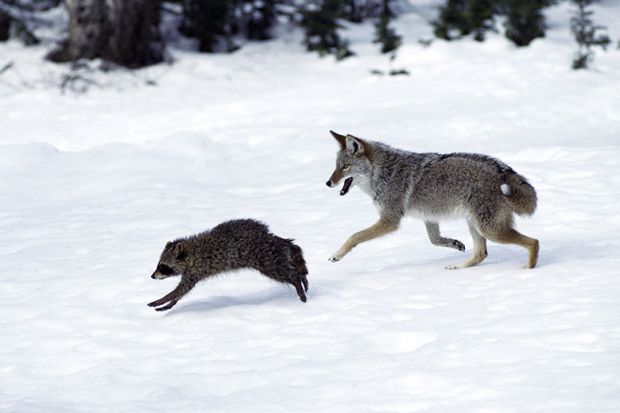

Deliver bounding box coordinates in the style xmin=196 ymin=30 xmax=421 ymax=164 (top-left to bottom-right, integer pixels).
xmin=325 ymin=131 xmax=539 ymax=269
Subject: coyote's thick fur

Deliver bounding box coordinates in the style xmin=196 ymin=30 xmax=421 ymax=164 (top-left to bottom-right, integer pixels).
xmin=325 ymin=131 xmax=539 ymax=269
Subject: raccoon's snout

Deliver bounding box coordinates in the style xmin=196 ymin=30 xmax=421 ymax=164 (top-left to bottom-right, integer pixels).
xmin=152 ymin=263 xmax=175 ymax=279
xmin=151 ymin=271 xmax=171 ymax=280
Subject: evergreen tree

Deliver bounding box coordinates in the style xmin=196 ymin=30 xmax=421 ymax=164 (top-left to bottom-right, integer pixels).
xmin=433 ymin=0 xmax=469 ymax=40
xmin=373 ymin=0 xmax=401 ymax=54
xmin=433 ymin=0 xmax=496 ymax=42
xmin=238 ymin=0 xmax=278 ymax=41
xmin=433 ymin=0 xmax=554 ymax=45
xmin=0 ymin=1 xmax=42 ymax=45
xmin=342 ymin=0 xmax=376 ymax=23
xmin=300 ymin=0 xmax=354 ymax=60
xmin=468 ymin=0 xmax=496 ymax=41
xmin=570 ymin=0 xmax=610 ymax=69
xmin=503 ymin=0 xmax=551 ymax=46
xmin=180 ymin=0 xmax=237 ymax=53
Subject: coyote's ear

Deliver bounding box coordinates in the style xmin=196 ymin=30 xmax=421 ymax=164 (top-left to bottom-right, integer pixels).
xmin=330 ymin=130 xmax=346 ymax=148
xmin=345 ymin=135 xmax=365 ymax=156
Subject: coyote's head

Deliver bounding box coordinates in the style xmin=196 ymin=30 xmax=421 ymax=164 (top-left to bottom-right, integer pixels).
xmin=151 ymin=240 xmax=188 ymax=279
xmin=325 ymin=130 xmax=371 ymax=196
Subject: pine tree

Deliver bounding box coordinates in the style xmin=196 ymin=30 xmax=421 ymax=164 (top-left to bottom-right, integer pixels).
xmin=468 ymin=0 xmax=496 ymax=41
xmin=180 ymin=0 xmax=237 ymax=53
xmin=433 ymin=0 xmax=555 ymax=45
xmin=503 ymin=0 xmax=550 ymax=46
xmin=0 ymin=1 xmax=42 ymax=45
xmin=570 ymin=0 xmax=610 ymax=69
xmin=373 ymin=0 xmax=401 ymax=54
xmin=433 ymin=0 xmax=496 ymax=42
xmin=300 ymin=0 xmax=354 ymax=60
xmin=239 ymin=0 xmax=278 ymax=41
xmin=342 ymin=0 xmax=368 ymax=23
xmin=433 ymin=0 xmax=470 ymax=40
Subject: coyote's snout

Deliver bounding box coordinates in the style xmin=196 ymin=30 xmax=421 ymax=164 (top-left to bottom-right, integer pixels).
xmin=325 ymin=130 xmax=539 ymax=269
xmin=325 ymin=175 xmax=353 ymax=196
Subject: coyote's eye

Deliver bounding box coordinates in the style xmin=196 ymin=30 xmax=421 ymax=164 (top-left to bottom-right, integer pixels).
xmin=342 ymin=165 xmax=351 ymax=171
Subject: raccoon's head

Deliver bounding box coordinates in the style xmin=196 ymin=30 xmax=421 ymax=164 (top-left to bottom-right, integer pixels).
xmin=151 ymin=240 xmax=189 ymax=280
xmin=325 ymin=130 xmax=371 ymax=196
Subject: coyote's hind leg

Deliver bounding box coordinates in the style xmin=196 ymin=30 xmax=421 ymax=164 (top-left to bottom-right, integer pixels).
xmin=482 ymin=227 xmax=539 ymax=269
xmin=446 ymin=221 xmax=488 ymax=270
xmin=425 ymin=221 xmax=465 ymax=252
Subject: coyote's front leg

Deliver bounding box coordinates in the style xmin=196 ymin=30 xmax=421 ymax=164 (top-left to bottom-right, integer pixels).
xmin=329 ymin=217 xmax=399 ymax=262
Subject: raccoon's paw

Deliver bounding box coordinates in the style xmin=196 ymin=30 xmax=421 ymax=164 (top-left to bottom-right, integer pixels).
xmin=155 ymin=301 xmax=178 ymax=312
xmin=451 ymin=240 xmax=466 ymax=252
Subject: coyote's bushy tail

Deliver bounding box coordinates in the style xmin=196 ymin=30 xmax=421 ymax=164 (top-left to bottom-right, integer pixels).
xmin=503 ymin=172 xmax=537 ymax=216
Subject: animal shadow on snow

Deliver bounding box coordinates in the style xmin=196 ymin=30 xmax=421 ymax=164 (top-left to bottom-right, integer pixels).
xmin=165 ymin=287 xmax=315 ymax=315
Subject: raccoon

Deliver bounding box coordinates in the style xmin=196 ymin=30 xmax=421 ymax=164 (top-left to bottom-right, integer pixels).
xmin=148 ymin=219 xmax=308 ymax=311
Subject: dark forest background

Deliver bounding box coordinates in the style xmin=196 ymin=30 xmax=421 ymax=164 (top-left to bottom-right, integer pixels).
xmin=0 ymin=0 xmax=613 ymax=70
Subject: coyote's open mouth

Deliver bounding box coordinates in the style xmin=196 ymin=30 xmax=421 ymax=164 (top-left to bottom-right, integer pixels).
xmin=340 ymin=177 xmax=353 ymax=196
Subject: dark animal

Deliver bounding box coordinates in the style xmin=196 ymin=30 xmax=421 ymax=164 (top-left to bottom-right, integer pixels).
xmin=148 ymin=219 xmax=308 ymax=311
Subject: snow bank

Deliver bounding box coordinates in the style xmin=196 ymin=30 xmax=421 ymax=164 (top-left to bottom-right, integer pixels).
xmin=1 ymin=2 xmax=619 ymax=412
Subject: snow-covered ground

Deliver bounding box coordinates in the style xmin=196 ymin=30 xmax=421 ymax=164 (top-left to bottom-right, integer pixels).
xmin=1 ymin=2 xmax=620 ymax=412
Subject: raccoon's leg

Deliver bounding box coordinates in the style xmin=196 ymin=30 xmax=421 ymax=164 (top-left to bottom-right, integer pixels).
xmin=291 ymin=277 xmax=307 ymax=303
xmin=154 ymin=299 xmax=179 ymax=312
xmin=446 ymin=221 xmax=488 ymax=270
xmin=329 ymin=217 xmax=399 ymax=262
xmin=148 ymin=277 xmax=196 ymax=311
xmin=482 ymin=227 xmax=539 ymax=269
xmin=256 ymin=256 xmax=308 ymax=301
xmin=424 ymin=221 xmax=465 ymax=252
xmin=288 ymin=242 xmax=308 ymax=276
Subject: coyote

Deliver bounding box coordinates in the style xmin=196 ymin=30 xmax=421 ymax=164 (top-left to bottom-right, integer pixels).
xmin=148 ymin=219 xmax=308 ymax=311
xmin=325 ymin=131 xmax=539 ymax=269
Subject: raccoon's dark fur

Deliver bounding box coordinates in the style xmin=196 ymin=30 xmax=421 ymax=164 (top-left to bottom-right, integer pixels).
xmin=148 ymin=219 xmax=308 ymax=311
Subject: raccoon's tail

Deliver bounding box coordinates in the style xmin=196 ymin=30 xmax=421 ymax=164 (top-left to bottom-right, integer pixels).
xmin=501 ymin=172 xmax=537 ymax=216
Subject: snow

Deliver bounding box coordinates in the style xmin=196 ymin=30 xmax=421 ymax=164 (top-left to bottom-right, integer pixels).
xmin=1 ymin=2 xmax=620 ymax=412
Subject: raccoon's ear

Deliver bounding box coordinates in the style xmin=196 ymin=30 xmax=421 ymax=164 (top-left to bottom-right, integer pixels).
xmin=176 ymin=250 xmax=187 ymax=260
xmin=172 ymin=241 xmax=187 ymax=260
xmin=345 ymin=135 xmax=365 ymax=156
xmin=330 ymin=130 xmax=346 ymax=148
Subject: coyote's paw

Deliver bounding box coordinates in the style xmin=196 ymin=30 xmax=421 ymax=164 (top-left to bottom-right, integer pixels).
xmin=328 ymin=254 xmax=342 ymax=262
xmin=451 ymin=240 xmax=466 ymax=252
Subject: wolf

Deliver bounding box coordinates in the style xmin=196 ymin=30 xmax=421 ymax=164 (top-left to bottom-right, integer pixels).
xmin=325 ymin=131 xmax=539 ymax=269
xmin=148 ymin=219 xmax=309 ymax=311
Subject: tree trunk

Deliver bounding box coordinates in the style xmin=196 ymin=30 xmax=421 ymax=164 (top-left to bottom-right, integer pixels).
xmin=48 ymin=0 xmax=164 ymax=68
xmin=0 ymin=10 xmax=10 ymax=42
